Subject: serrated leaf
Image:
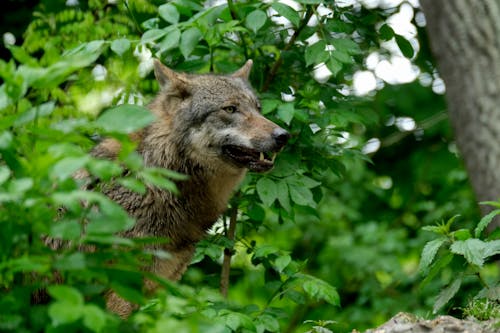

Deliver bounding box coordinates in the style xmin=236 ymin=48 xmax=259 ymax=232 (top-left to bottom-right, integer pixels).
xmin=475 ymin=209 xmax=500 ymax=237
xmin=271 ymin=2 xmax=300 ymax=27
xmin=433 ymin=277 xmax=462 ymax=314
xmin=95 ymin=104 xmax=155 ymax=134
xmin=483 ymin=240 xmax=500 ymax=259
xmin=418 ymin=237 xmax=447 ymax=274
xmin=256 ymin=177 xmax=278 ymax=206
xmin=180 ymin=27 xmax=202 ymax=58
xmin=450 ymin=239 xmax=486 ymax=267
xmin=332 ymin=50 xmax=353 ymax=64
xmin=395 ymin=34 xmax=414 ymax=58
xmin=110 ymin=38 xmax=131 ymax=56
xmin=159 ymin=27 xmax=181 ymax=52
xmin=305 ymin=40 xmax=327 ymax=66
xmin=245 ymin=9 xmax=267 ymax=33
xmin=302 ymin=276 xmax=340 ymax=306
xmin=159 ymin=3 xmax=179 ymax=24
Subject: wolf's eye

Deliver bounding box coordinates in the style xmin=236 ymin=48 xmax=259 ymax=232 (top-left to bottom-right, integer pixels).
xmin=223 ymin=105 xmax=237 ymax=113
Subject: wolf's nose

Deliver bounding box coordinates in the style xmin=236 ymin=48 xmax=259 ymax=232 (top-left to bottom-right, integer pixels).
xmin=272 ymin=128 xmax=291 ymax=148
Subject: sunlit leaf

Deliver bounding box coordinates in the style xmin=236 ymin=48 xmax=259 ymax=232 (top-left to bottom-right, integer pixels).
xmin=245 ymin=9 xmax=267 ymax=33
xmin=95 ymin=104 xmax=155 ymax=134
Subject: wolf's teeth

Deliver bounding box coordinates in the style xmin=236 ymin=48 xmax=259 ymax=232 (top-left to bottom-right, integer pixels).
xmin=271 ymin=153 xmax=277 ymax=163
xmin=259 ymin=152 xmax=265 ymax=161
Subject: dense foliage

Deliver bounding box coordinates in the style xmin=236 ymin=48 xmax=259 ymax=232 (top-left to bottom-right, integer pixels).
xmin=0 ymin=0 xmax=498 ymax=332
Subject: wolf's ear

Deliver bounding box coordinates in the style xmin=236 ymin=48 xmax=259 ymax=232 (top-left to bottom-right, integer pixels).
xmin=231 ymin=59 xmax=253 ymax=81
xmin=154 ymin=59 xmax=189 ymax=92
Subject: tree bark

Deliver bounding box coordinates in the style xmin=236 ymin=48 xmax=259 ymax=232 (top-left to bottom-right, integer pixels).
xmin=420 ymin=1 xmax=500 ymax=222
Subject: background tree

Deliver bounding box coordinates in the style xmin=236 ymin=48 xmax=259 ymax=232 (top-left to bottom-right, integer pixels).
xmin=420 ymin=0 xmax=500 ymax=218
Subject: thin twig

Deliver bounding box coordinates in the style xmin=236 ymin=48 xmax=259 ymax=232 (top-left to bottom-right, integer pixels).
xmin=220 ymin=204 xmax=238 ymax=298
xmin=262 ymin=5 xmax=315 ymax=92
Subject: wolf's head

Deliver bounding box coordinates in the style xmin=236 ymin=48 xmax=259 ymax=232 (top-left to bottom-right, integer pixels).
xmin=151 ymin=60 xmax=289 ymax=173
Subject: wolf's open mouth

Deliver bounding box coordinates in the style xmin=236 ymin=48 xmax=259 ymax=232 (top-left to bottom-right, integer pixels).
xmin=222 ymin=145 xmax=277 ymax=172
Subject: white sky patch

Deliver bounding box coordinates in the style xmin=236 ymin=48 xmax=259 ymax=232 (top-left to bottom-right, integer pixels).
xmin=395 ymin=117 xmax=416 ymax=131
xmin=353 ymin=71 xmax=377 ymax=96
xmin=91 ymin=64 xmax=107 ymax=81
xmin=375 ymin=56 xmax=419 ymax=85
xmin=3 ymin=32 xmax=15 ymax=46
xmin=432 ymin=77 xmax=446 ymax=94
xmin=362 ymin=137 xmax=381 ymax=154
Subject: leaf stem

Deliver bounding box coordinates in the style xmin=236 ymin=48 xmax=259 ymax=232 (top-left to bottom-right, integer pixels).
xmin=220 ymin=203 xmax=238 ymax=298
xmin=262 ymin=5 xmax=315 ymax=92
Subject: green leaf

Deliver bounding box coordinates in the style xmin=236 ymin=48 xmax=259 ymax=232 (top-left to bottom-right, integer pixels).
xmin=48 ymin=285 xmax=84 ymax=305
xmin=256 ymin=314 xmax=280 ymax=332
xmin=302 ymin=276 xmax=340 ymax=306
xmin=14 ymin=101 xmax=55 ymax=126
xmin=141 ymin=29 xmax=168 ymax=43
xmin=395 ymin=34 xmax=414 ymax=58
xmin=54 ymin=252 xmax=86 ymax=271
xmin=50 ymin=156 xmax=90 ymax=181
xmin=117 ymin=177 xmax=147 ymax=194
xmin=271 ymin=3 xmax=300 ymax=27
xmin=418 ymin=237 xmax=448 ymax=274
xmin=274 ymin=254 xmax=291 ymax=273
xmin=0 ymin=166 xmax=11 ymax=185
xmin=159 ymin=3 xmax=180 ymax=24
xmin=49 ymin=220 xmax=81 ymax=241
xmin=261 ymin=99 xmax=280 ymax=115
xmin=48 ymin=302 xmax=83 ymax=326
xmin=326 ymin=57 xmax=342 ymax=76
xmin=289 ymin=184 xmax=315 ymax=207
xmin=379 ymin=24 xmax=395 ymax=41
xmin=277 ymin=103 xmax=295 ymax=125
xmin=95 ymin=104 xmax=155 ymax=134
xmin=475 ymin=209 xmax=500 ymax=237
xmin=256 ymin=177 xmax=278 ymax=206
xmin=110 ymin=38 xmax=131 ymax=56
xmin=331 ymin=38 xmax=361 ymax=55
xmin=83 ymin=304 xmax=107 ymax=333
xmin=222 ymin=311 xmax=256 ymax=331
xmin=332 ymin=50 xmax=353 ymax=64
xmin=245 ymin=9 xmax=267 ymax=33
xmin=276 ymin=180 xmax=291 ymax=212
xmin=450 ymin=239 xmax=486 ymax=267
xmin=180 ymin=27 xmax=202 ymax=58
xmin=305 ymin=40 xmax=327 ymax=66
xmin=159 ymin=27 xmax=181 ymax=52
xmin=87 ymin=158 xmax=123 ymax=180
xmin=483 ymin=240 xmax=500 ymax=259
xmin=433 ymin=277 xmax=462 ymax=314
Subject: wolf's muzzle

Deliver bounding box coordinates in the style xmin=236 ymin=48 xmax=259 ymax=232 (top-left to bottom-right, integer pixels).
xmin=272 ymin=127 xmax=291 ymax=150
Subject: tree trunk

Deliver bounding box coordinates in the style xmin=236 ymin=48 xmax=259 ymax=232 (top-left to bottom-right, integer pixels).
xmin=420 ymin=1 xmax=500 ymax=223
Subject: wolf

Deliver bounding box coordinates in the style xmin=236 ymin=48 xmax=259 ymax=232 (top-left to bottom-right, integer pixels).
xmin=93 ymin=59 xmax=290 ymax=316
